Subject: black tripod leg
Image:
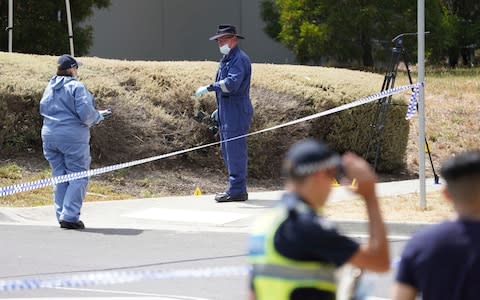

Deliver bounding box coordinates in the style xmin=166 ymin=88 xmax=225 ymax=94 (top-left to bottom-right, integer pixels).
xmin=365 ymin=46 xmax=400 ymax=170
xmin=403 ymin=53 xmax=440 ymax=184
xmin=424 ymin=138 xmax=440 ymax=184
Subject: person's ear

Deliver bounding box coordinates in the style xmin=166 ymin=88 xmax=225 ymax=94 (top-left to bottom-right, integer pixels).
xmin=326 ymin=168 xmax=337 ymax=179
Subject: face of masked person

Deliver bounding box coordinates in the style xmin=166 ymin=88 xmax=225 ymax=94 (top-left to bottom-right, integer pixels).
xmin=219 ymin=44 xmax=231 ymax=55
xmin=217 ymin=35 xmax=234 ymax=55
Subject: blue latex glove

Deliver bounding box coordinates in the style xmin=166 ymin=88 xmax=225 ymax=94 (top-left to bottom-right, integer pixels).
xmin=195 ymin=86 xmax=209 ymax=98
xmin=211 ymin=109 xmax=218 ymax=122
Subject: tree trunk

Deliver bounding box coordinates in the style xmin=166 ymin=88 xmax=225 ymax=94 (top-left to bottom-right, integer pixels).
xmin=361 ymin=33 xmax=374 ymax=67
xmin=460 ymin=47 xmax=473 ymax=67
xmin=448 ymin=47 xmax=459 ymax=68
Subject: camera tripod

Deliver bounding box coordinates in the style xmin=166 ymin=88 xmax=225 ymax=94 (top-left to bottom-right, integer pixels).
xmin=365 ymin=32 xmax=439 ymax=184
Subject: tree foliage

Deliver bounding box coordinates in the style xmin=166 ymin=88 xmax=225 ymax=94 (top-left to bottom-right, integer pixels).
xmin=440 ymin=0 xmax=480 ymax=66
xmin=0 ymin=0 xmax=110 ymax=56
xmin=261 ymin=0 xmax=478 ymax=67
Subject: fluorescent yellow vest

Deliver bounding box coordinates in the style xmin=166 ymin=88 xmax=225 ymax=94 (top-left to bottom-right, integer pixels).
xmin=248 ymin=205 xmax=337 ymax=300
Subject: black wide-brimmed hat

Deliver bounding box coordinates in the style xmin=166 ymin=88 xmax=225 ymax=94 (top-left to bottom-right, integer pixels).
xmin=209 ymin=24 xmax=245 ymax=41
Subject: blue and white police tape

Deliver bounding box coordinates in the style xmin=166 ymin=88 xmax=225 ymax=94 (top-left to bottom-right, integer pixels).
xmin=0 ymin=265 xmax=248 ymax=291
xmin=0 ymin=83 xmax=422 ymax=198
xmin=0 ymin=256 xmax=404 ymax=291
xmin=405 ymin=84 xmax=421 ymax=120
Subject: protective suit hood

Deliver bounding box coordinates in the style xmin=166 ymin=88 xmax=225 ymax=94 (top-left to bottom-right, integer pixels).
xmin=40 ymin=74 xmax=99 ymax=143
xmin=50 ymin=75 xmax=76 ymax=91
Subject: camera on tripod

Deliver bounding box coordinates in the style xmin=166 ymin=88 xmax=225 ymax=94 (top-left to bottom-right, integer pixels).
xmin=193 ymin=110 xmax=219 ymax=135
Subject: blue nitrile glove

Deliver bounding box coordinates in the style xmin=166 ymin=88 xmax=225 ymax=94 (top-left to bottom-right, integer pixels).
xmin=211 ymin=109 xmax=218 ymax=123
xmin=195 ymin=85 xmax=209 ymax=98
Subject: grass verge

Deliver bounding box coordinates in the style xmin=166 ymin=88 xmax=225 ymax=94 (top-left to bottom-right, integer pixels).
xmin=325 ymin=190 xmax=454 ymax=223
xmin=0 ymin=162 xmax=133 ymax=207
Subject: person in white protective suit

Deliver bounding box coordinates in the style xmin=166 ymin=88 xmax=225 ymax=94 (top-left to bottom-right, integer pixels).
xmin=40 ymin=54 xmax=109 ymax=230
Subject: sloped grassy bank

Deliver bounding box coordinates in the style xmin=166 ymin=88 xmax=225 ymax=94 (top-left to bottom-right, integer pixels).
xmin=0 ymin=52 xmax=409 ymax=178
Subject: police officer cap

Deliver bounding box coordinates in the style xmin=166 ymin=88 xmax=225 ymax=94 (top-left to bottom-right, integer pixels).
xmin=57 ymin=54 xmax=82 ymax=70
xmin=440 ymin=150 xmax=480 ymax=181
xmin=285 ymin=139 xmax=340 ymax=178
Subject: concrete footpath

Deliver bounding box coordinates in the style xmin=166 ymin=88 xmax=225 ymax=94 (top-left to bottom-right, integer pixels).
xmin=0 ymin=178 xmax=443 ymax=300
xmin=0 ymin=178 xmax=443 ymax=236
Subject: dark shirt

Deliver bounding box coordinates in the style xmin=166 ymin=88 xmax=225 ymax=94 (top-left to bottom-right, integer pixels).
xmin=396 ymin=219 xmax=480 ymax=300
xmin=275 ymin=193 xmax=360 ymax=266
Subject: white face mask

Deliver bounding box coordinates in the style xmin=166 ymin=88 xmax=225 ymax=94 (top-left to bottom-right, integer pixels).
xmin=219 ymin=44 xmax=231 ymax=55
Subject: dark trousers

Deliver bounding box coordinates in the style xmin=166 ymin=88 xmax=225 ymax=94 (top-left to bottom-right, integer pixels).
xmin=220 ymin=130 xmax=248 ymax=196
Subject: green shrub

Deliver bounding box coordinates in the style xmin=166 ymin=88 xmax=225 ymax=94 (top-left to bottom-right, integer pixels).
xmin=0 ymin=52 xmax=409 ymax=177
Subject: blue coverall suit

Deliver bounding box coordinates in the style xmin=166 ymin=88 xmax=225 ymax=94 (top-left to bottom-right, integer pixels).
xmin=209 ymin=46 xmax=254 ymax=196
xmin=40 ymin=76 xmax=101 ymax=223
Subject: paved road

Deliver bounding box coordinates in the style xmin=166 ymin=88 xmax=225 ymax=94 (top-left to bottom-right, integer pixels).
xmin=0 ymin=224 xmax=249 ymax=299
xmin=0 ymin=179 xmax=441 ymax=299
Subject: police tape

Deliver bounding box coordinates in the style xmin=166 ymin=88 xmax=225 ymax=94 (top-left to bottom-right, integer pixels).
xmin=0 ymin=83 xmax=421 ymax=197
xmin=0 ymin=257 xmax=404 ymax=292
xmin=0 ymin=265 xmax=249 ymax=291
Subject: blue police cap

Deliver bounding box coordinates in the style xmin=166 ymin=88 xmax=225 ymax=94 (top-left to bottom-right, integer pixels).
xmin=440 ymin=150 xmax=480 ymax=181
xmin=57 ymin=54 xmax=82 ymax=70
xmin=285 ymin=139 xmax=340 ymax=178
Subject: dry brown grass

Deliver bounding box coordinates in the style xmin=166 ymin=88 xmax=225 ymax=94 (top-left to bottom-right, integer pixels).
xmin=325 ymin=190 xmax=455 ymax=223
xmin=395 ymin=67 xmax=480 ymax=178
xmin=0 ymin=161 xmax=132 ymax=207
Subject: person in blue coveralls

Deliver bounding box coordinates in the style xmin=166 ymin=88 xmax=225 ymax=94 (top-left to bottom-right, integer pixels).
xmin=195 ymin=24 xmax=254 ymax=203
xmin=40 ymin=54 xmax=108 ymax=230
xmin=393 ymin=150 xmax=480 ymax=300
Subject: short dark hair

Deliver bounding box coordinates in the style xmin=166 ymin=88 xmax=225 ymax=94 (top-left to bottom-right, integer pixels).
xmin=440 ymin=150 xmax=480 ymax=201
xmin=56 ymin=67 xmax=74 ymax=76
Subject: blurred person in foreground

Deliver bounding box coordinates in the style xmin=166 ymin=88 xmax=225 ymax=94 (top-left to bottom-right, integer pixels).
xmin=40 ymin=54 xmax=108 ymax=230
xmin=394 ymin=150 xmax=480 ymax=300
xmin=195 ymin=24 xmax=254 ymax=203
xmin=248 ymin=139 xmax=389 ymax=300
